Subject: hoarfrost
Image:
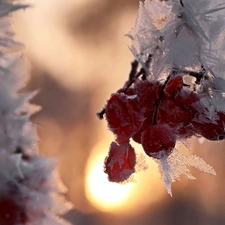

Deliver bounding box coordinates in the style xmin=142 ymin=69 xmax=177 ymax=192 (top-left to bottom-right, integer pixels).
xmin=157 ymin=149 xmax=216 ymax=196
xmin=135 ymin=152 xmax=148 ymax=172
xmin=129 ymin=0 xmax=225 ymax=80
xmin=0 ymin=1 xmax=72 ymax=224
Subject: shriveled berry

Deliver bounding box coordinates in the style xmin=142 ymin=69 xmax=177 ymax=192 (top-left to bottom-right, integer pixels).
xmin=141 ymin=125 xmax=176 ymax=159
xmin=104 ymin=142 xmax=136 ymax=182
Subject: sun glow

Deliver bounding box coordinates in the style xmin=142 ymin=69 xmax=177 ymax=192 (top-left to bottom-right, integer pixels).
xmin=85 ymin=140 xmax=166 ymax=213
xmin=88 ymin=161 xmax=132 ymax=205
xmin=85 ymin=143 xmax=134 ymax=212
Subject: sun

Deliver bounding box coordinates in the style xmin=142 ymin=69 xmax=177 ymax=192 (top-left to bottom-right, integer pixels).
xmin=85 ymin=142 xmax=134 ymax=212
xmin=85 ymin=140 xmax=166 ymax=213
xmin=87 ymin=161 xmax=132 ymax=206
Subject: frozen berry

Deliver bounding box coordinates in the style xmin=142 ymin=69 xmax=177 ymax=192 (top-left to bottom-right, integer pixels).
xmin=164 ymin=75 xmax=183 ymax=98
xmin=132 ymin=110 xmax=155 ymax=143
xmin=135 ymin=80 xmax=162 ymax=111
xmin=175 ymin=89 xmax=199 ymax=116
xmin=0 ymin=193 xmax=27 ymax=225
xmin=105 ymin=93 xmax=141 ymax=144
xmin=192 ymin=118 xmax=225 ymax=140
xmin=158 ymin=99 xmax=192 ymax=124
xmin=141 ymin=125 xmax=176 ymax=159
xmin=104 ymin=142 xmax=136 ymax=182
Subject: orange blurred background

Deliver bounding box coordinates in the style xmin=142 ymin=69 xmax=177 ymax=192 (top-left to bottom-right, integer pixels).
xmin=11 ymin=1 xmax=225 ymax=224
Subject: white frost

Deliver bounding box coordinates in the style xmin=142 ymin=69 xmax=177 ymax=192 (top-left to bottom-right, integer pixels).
xmin=157 ymin=149 xmax=216 ymax=196
xmin=128 ymin=0 xmax=225 ymax=80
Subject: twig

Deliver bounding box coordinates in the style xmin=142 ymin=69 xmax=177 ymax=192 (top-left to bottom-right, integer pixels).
xmin=96 ymin=55 xmax=152 ymax=120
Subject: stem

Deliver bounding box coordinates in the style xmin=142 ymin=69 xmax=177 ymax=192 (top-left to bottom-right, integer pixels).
xmin=128 ymin=60 xmax=138 ymax=81
xmin=96 ymin=63 xmax=145 ymax=120
xmin=174 ymin=65 xmax=207 ymax=84
xmin=123 ymin=68 xmax=145 ymax=93
xmin=121 ymin=54 xmax=152 ymax=93
xmin=97 ymin=55 xmax=152 ymax=120
xmin=152 ymin=70 xmax=177 ymax=125
xmin=96 ymin=108 xmax=105 ymax=120
xmin=151 ymin=64 xmax=204 ymax=125
xmin=180 ymin=0 xmax=184 ymax=7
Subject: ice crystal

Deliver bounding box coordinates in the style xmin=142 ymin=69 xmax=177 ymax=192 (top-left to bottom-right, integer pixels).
xmin=128 ymin=0 xmax=225 ymax=80
xmin=158 ymin=149 xmax=216 ymax=196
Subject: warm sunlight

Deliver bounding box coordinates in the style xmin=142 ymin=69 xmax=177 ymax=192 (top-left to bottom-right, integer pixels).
xmin=85 ymin=139 xmax=166 ymax=214
xmin=85 ymin=142 xmax=134 ymax=212
xmin=87 ymin=161 xmax=132 ymax=206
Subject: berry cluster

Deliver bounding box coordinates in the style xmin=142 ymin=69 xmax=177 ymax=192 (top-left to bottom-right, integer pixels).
xmin=99 ymin=65 xmax=225 ymax=183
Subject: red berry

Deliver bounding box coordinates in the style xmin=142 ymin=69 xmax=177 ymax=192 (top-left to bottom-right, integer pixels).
xmin=135 ymin=80 xmax=162 ymax=112
xmin=164 ymin=75 xmax=183 ymax=98
xmin=218 ymin=112 xmax=225 ymax=124
xmin=0 ymin=192 xmax=27 ymax=225
xmin=132 ymin=110 xmax=155 ymax=143
xmin=158 ymin=99 xmax=192 ymax=124
xmin=105 ymin=93 xmax=141 ymax=144
xmin=130 ymin=80 xmax=161 ymax=143
xmin=141 ymin=125 xmax=176 ymax=159
xmin=104 ymin=142 xmax=136 ymax=182
xmin=192 ymin=117 xmax=225 ymax=140
xmin=174 ymin=89 xmax=199 ymax=116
